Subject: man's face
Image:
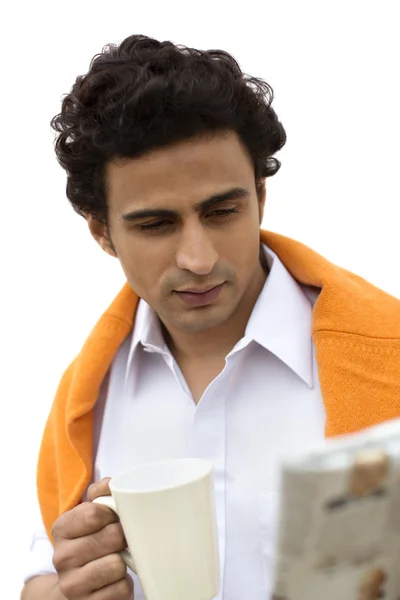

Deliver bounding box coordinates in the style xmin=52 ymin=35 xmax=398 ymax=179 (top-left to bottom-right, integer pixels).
xmin=92 ymin=130 xmax=266 ymax=333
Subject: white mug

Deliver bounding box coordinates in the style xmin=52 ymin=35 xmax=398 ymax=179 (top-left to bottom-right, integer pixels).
xmin=93 ymin=458 xmax=220 ymax=600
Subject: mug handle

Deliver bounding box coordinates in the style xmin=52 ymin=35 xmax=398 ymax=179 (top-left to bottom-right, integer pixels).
xmin=92 ymin=495 xmax=137 ymax=572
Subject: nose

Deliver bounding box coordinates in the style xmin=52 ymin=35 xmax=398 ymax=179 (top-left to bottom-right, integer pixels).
xmin=175 ymin=222 xmax=218 ymax=275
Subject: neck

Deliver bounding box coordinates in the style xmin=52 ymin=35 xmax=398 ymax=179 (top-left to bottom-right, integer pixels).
xmin=162 ymin=259 xmax=268 ymax=361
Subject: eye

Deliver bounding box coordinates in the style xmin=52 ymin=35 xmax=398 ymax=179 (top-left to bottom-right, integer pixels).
xmin=139 ymin=220 xmax=170 ymax=232
xmin=209 ymin=208 xmax=238 ymax=218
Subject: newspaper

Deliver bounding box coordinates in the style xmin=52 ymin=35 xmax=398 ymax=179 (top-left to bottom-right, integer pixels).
xmin=272 ymin=418 xmax=400 ymax=600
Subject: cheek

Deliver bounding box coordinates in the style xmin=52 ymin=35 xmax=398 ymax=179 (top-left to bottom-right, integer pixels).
xmin=117 ymin=236 xmax=171 ymax=294
xmin=218 ymin=220 xmax=260 ymax=268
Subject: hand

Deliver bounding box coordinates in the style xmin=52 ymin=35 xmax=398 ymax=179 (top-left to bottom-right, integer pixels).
xmin=52 ymin=477 xmax=134 ymax=600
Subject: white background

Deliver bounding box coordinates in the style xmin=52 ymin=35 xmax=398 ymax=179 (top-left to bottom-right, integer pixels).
xmin=1 ymin=1 xmax=399 ymax=597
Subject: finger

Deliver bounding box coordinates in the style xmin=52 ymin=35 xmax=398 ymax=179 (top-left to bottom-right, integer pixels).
xmin=80 ymin=553 xmax=126 ymax=592
xmin=87 ymin=477 xmax=112 ymax=502
xmin=52 ymin=501 xmax=119 ymax=541
xmin=53 ymin=521 xmax=127 ymax=570
xmin=90 ymin=574 xmax=134 ymax=600
xmin=59 ymin=566 xmax=133 ymax=600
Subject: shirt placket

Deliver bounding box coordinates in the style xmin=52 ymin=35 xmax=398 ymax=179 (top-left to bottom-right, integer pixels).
xmin=151 ymin=346 xmax=239 ymax=600
xmin=190 ymin=367 xmax=232 ymax=600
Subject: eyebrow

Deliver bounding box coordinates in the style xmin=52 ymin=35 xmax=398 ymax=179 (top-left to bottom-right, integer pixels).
xmin=120 ymin=186 xmax=250 ymax=222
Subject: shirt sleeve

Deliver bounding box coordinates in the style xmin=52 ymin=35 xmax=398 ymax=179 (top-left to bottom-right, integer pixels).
xmin=23 ymin=520 xmax=57 ymax=583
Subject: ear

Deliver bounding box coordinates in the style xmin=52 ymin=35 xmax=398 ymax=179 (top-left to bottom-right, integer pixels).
xmin=256 ymin=178 xmax=266 ymax=223
xmin=84 ymin=213 xmax=117 ymax=258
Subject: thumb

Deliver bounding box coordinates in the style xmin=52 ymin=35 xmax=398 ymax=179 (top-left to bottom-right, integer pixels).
xmin=87 ymin=477 xmax=112 ymax=502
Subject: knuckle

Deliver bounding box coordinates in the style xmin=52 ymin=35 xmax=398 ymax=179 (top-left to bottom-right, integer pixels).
xmin=52 ymin=504 xmax=85 ymax=540
xmin=84 ymin=531 xmax=106 ymax=560
xmin=108 ymin=553 xmax=126 ymax=579
xmin=91 ymin=554 xmax=126 ymax=589
xmin=117 ymin=576 xmax=134 ymax=599
xmin=82 ymin=523 xmax=125 ymax=562
xmin=90 ymin=559 xmax=110 ymax=589
xmin=51 ymin=522 xmax=59 ymax=541
xmin=51 ymin=511 xmax=68 ymax=539
xmin=103 ymin=522 xmax=126 ymax=552
xmin=52 ymin=545 xmax=69 ymax=572
xmin=83 ymin=502 xmax=103 ymax=531
xmin=58 ymin=572 xmax=80 ymax=599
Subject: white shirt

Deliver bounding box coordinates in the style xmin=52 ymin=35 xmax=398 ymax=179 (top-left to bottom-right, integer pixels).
xmin=24 ymin=244 xmax=326 ymax=599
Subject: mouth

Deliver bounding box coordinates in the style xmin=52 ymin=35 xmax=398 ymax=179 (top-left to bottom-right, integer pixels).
xmin=174 ymin=283 xmax=225 ymax=308
xmin=177 ymin=284 xmax=223 ymax=294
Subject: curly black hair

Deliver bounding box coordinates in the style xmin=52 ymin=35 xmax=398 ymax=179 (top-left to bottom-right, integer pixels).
xmin=51 ymin=34 xmax=287 ymax=224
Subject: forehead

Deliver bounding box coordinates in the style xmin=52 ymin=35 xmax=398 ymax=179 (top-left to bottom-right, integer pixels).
xmin=105 ymin=131 xmax=255 ymax=213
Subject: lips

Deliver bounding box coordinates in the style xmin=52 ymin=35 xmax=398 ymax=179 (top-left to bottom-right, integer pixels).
xmin=178 ymin=285 xmax=220 ymax=294
xmin=175 ymin=283 xmax=224 ymax=308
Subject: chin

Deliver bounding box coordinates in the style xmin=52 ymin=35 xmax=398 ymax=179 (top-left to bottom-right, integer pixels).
xmin=174 ymin=309 xmax=231 ymax=333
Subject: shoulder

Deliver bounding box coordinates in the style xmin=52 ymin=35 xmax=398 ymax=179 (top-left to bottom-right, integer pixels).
xmin=324 ymin=266 xmax=400 ymax=339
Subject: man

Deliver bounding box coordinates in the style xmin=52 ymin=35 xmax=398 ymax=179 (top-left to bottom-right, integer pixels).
xmin=21 ymin=33 xmax=400 ymax=600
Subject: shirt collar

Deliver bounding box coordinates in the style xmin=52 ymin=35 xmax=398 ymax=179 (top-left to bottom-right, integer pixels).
xmin=126 ymin=298 xmax=167 ymax=375
xmin=245 ymin=244 xmax=314 ymax=387
xmin=126 ymin=244 xmax=315 ymax=387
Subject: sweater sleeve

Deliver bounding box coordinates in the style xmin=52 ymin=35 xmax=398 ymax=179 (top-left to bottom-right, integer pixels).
xmin=36 ymin=358 xmax=79 ymax=543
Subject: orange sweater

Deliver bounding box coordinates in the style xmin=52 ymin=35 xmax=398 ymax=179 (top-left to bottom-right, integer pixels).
xmin=37 ymin=231 xmax=400 ymax=542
